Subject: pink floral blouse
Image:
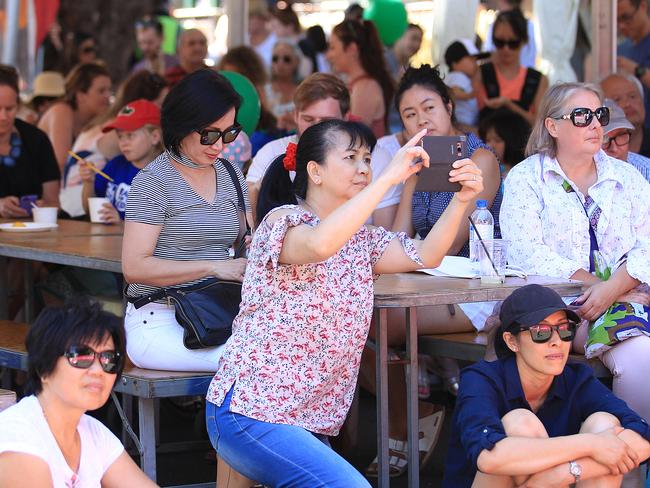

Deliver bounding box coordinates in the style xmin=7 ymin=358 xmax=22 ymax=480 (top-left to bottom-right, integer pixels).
xmin=206 ymin=205 xmax=422 ymax=436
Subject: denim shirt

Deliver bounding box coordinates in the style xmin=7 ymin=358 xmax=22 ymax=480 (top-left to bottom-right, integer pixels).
xmin=443 ymin=356 xmax=650 ymax=488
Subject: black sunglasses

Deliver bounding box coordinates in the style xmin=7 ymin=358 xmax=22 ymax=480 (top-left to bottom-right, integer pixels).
xmin=196 ymin=124 xmax=242 ymax=145
xmin=81 ymin=45 xmax=96 ymax=54
xmin=272 ymin=55 xmax=293 ymax=64
xmin=64 ymin=345 xmax=121 ymax=374
xmin=520 ymin=321 xmax=577 ymax=344
xmin=554 ymin=106 xmax=610 ymax=128
xmin=602 ymin=131 xmax=631 ymax=149
xmin=493 ymin=37 xmax=522 ymax=50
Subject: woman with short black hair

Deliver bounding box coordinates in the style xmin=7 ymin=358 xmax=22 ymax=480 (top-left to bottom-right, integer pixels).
xmin=121 ymin=69 xmax=251 ymax=372
xmin=0 ymin=302 xmax=157 ymax=487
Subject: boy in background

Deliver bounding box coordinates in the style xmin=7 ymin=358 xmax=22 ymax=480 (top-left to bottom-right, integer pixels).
xmin=444 ymin=40 xmax=490 ymax=128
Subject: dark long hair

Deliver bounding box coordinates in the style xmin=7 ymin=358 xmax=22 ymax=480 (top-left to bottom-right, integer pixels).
xmin=256 ymin=119 xmax=376 ymax=225
xmin=493 ymin=9 xmax=529 ymax=44
xmin=333 ymin=20 xmax=395 ymax=129
xmin=478 ymin=108 xmax=531 ymax=169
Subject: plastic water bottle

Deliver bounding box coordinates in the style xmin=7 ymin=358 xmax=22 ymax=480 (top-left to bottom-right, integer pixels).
xmin=469 ymin=200 xmax=494 ymax=262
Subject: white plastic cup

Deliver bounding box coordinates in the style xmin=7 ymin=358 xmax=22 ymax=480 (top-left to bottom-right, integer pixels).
xmin=88 ymin=197 xmax=110 ymax=223
xmin=32 ymin=207 xmax=58 ymax=224
xmin=477 ymin=239 xmax=509 ymax=284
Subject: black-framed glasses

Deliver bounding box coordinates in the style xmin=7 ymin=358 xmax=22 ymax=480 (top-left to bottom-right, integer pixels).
xmin=520 ymin=321 xmax=577 ymax=344
xmin=196 ymin=124 xmax=242 ymax=145
xmin=493 ymin=37 xmax=522 ymax=50
xmin=272 ymin=55 xmax=293 ymax=64
xmin=602 ymin=131 xmax=631 ymax=149
xmin=64 ymin=345 xmax=121 ymax=374
xmin=553 ymin=107 xmax=610 ymax=128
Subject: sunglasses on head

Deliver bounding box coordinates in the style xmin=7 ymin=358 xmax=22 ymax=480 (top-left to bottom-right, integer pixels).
xmin=553 ymin=106 xmax=610 ymax=128
xmin=519 ymin=320 xmax=577 ymax=344
xmin=64 ymin=345 xmax=121 ymax=374
xmin=493 ymin=37 xmax=522 ymax=50
xmin=196 ymin=124 xmax=242 ymax=145
xmin=272 ymin=55 xmax=293 ymax=64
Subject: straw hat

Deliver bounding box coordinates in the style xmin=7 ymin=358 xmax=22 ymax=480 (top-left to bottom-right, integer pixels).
xmin=32 ymin=71 xmax=65 ymax=98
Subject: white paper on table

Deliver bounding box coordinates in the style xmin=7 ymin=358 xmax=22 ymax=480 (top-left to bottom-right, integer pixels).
xmin=417 ymin=256 xmax=527 ymax=279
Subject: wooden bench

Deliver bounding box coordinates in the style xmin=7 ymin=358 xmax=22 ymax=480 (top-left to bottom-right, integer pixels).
xmin=0 ymin=320 xmax=214 ymax=487
xmin=418 ymin=331 xmax=612 ymax=378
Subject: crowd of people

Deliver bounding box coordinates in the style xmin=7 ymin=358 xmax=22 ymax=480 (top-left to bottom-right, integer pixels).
xmin=1 ymin=0 xmax=650 ymax=487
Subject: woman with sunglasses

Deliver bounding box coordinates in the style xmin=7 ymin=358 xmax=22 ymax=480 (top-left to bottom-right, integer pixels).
xmin=0 ymin=302 xmax=157 ymax=487
xmin=445 ymin=284 xmax=650 ymax=488
xmin=121 ymin=69 xmax=250 ymax=372
xmin=501 ymin=81 xmax=650 ymax=486
xmin=265 ymin=40 xmax=301 ymax=124
xmin=477 ymin=9 xmax=548 ymax=125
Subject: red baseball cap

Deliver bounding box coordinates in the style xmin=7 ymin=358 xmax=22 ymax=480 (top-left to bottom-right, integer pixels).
xmin=102 ymin=99 xmax=161 ymax=133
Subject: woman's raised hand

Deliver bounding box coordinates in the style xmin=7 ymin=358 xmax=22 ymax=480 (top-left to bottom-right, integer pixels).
xmin=450 ymin=158 xmax=484 ymax=203
xmin=380 ymin=129 xmax=429 ymax=186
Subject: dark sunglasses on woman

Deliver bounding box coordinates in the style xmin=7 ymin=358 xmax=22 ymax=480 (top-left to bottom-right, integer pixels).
xmin=520 ymin=321 xmax=577 ymax=344
xmin=196 ymin=124 xmax=242 ymax=145
xmin=553 ymin=106 xmax=610 ymax=128
xmin=272 ymin=55 xmax=293 ymax=64
xmin=493 ymin=37 xmax=522 ymax=50
xmin=64 ymin=345 xmax=121 ymax=374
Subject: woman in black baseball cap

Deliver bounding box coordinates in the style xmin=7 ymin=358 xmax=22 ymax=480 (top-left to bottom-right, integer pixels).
xmin=444 ymin=284 xmax=650 ymax=488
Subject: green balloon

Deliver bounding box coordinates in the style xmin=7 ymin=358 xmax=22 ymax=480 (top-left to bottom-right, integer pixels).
xmin=219 ymin=71 xmax=261 ymax=135
xmin=364 ymin=0 xmax=408 ymax=46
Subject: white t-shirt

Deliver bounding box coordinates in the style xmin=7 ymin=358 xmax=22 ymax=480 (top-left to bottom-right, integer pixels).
xmin=247 ymin=134 xmax=297 ymax=184
xmin=446 ymin=71 xmax=479 ymax=127
xmin=370 ymin=134 xmax=404 ymax=210
xmin=0 ymin=395 xmax=124 ymax=488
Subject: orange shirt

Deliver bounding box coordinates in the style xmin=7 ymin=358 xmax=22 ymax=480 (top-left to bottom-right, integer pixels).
xmin=478 ymin=65 xmax=529 ymax=110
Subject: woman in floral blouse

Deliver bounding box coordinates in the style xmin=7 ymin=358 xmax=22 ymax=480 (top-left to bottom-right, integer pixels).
xmin=501 ymin=82 xmax=650 ymax=487
xmin=205 ymin=119 xmax=483 ymax=486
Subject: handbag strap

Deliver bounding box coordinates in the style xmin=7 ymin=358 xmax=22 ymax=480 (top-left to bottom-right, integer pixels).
xmin=219 ymin=158 xmax=251 ymax=256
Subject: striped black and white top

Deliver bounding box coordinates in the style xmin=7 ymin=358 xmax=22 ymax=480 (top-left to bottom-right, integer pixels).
xmin=125 ymin=152 xmax=249 ymax=298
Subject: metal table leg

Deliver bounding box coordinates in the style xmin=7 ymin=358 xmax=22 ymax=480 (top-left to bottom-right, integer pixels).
xmin=138 ymin=397 xmax=157 ymax=481
xmin=0 ymin=256 xmax=8 ymax=320
xmin=405 ymin=307 xmax=419 ymax=487
xmin=23 ymin=260 xmax=34 ymax=323
xmin=375 ymin=307 xmax=390 ymax=487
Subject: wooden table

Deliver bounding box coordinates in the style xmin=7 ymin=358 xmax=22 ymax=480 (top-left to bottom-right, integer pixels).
xmin=0 ymin=219 xmax=122 ymax=320
xmin=371 ymin=273 xmax=584 ymax=488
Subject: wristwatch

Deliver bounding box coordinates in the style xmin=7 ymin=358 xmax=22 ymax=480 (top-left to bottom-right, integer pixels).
xmin=569 ymin=460 xmax=582 ymax=483
xmin=635 ymin=64 xmax=647 ymax=80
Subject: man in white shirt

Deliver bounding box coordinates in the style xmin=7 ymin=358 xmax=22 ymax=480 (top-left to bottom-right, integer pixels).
xmin=247 ymin=73 xmax=350 ymax=220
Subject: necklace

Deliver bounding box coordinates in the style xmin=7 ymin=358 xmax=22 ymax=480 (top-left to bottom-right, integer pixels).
xmin=0 ymin=132 xmax=21 ymax=167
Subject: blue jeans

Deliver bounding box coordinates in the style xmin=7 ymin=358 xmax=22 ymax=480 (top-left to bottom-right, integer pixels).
xmin=206 ymin=387 xmax=370 ymax=488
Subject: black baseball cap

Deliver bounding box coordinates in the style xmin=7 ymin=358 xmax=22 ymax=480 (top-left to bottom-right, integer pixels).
xmin=444 ymin=39 xmax=490 ymax=68
xmin=495 ymin=284 xmax=581 ymax=358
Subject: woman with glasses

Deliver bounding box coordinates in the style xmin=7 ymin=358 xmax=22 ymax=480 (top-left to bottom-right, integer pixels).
xmin=0 ymin=302 xmax=157 ymax=487
xmin=265 ymin=40 xmax=301 ymax=124
xmin=444 ymin=284 xmax=650 ymax=488
xmin=327 ymin=20 xmax=394 ymax=138
xmin=121 ymin=69 xmax=250 ymax=372
xmin=501 ymin=81 xmax=650 ymax=486
xmin=477 ymin=9 xmax=548 ymax=125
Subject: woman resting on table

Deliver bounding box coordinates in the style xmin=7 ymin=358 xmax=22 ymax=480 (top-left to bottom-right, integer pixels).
xmin=205 ymin=118 xmax=483 ymax=487
xmin=445 ymin=284 xmax=650 ymax=488
xmin=500 ymin=82 xmax=650 ymax=487
xmin=0 ymin=64 xmax=60 ymax=218
xmin=0 ymin=301 xmax=157 ymax=487
xmin=121 ymin=69 xmax=250 ymax=372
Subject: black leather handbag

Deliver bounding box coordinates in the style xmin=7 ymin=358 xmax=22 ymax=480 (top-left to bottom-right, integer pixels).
xmin=127 ymin=159 xmax=250 ymax=350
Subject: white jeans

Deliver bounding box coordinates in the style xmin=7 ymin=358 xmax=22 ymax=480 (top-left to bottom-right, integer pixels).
xmin=124 ymin=302 xmax=225 ymax=372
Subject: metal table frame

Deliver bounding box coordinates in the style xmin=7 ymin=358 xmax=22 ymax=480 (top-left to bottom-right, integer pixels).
xmin=372 ymin=274 xmax=583 ymax=487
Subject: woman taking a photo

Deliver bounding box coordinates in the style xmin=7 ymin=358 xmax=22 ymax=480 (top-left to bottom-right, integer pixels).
xmin=501 ymin=82 xmax=650 ymax=486
xmin=477 ymin=9 xmax=547 ymax=125
xmin=206 ymin=118 xmax=483 ymax=486
xmin=327 ymin=20 xmax=394 ymax=138
xmin=122 ymin=69 xmax=249 ymax=372
xmin=0 ymin=302 xmax=157 ymax=487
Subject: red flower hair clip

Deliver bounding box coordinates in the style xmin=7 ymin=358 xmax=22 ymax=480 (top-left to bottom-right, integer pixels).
xmin=283 ymin=142 xmax=297 ymax=171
